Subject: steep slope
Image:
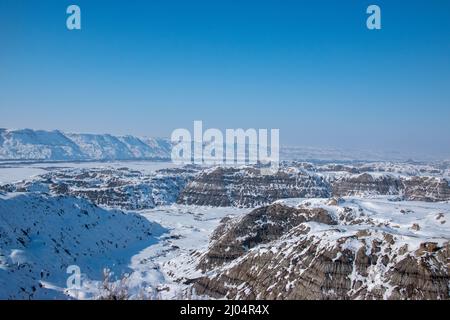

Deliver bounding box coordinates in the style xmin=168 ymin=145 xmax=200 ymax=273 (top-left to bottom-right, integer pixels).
xmin=197 ymin=203 xmax=336 ymax=270
xmin=0 ymin=193 xmax=165 ymax=299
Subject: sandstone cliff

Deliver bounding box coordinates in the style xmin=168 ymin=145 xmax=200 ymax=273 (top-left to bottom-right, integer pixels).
xmin=178 ymin=165 xmax=450 ymax=207
xmin=177 ymin=167 xmax=331 ymax=207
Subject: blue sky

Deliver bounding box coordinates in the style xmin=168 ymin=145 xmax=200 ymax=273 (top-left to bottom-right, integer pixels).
xmin=1 ymin=0 xmax=449 ymax=157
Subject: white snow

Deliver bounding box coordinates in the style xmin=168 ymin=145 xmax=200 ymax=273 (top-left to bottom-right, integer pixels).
xmin=118 ymin=205 xmax=249 ymax=299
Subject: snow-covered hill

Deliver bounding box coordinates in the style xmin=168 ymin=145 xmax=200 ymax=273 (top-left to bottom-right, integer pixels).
xmin=0 ymin=129 xmax=171 ymax=161
xmin=0 ymin=192 xmax=166 ymax=299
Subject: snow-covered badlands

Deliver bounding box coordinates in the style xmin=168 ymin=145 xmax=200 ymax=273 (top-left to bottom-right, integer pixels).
xmin=0 ymin=161 xmax=449 ymax=299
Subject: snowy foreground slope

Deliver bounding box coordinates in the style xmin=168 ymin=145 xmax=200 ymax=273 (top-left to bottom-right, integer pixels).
xmin=0 ymin=193 xmax=165 ymax=299
xmin=0 ymin=192 xmax=247 ymax=299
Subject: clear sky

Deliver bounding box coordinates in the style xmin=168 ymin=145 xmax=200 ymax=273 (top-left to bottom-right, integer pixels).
xmin=1 ymin=0 xmax=449 ymax=158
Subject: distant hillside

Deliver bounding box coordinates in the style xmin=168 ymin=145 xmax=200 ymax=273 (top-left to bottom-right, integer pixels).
xmin=0 ymin=129 xmax=172 ymax=161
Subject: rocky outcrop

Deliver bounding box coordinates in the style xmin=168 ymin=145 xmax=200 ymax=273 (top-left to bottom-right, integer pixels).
xmin=332 ymin=173 xmax=450 ymax=202
xmin=9 ymin=167 xmax=196 ymax=210
xmin=198 ymin=204 xmax=337 ymax=270
xmin=177 ymin=167 xmax=331 ymax=207
xmin=178 ymin=165 xmax=450 ymax=208
xmin=402 ymin=177 xmax=450 ymax=202
xmin=193 ymin=198 xmax=450 ymax=300
xmin=331 ymin=173 xmax=402 ymax=197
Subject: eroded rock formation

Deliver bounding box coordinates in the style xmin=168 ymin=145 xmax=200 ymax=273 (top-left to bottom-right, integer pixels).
xmin=193 ymin=199 xmax=450 ymax=300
